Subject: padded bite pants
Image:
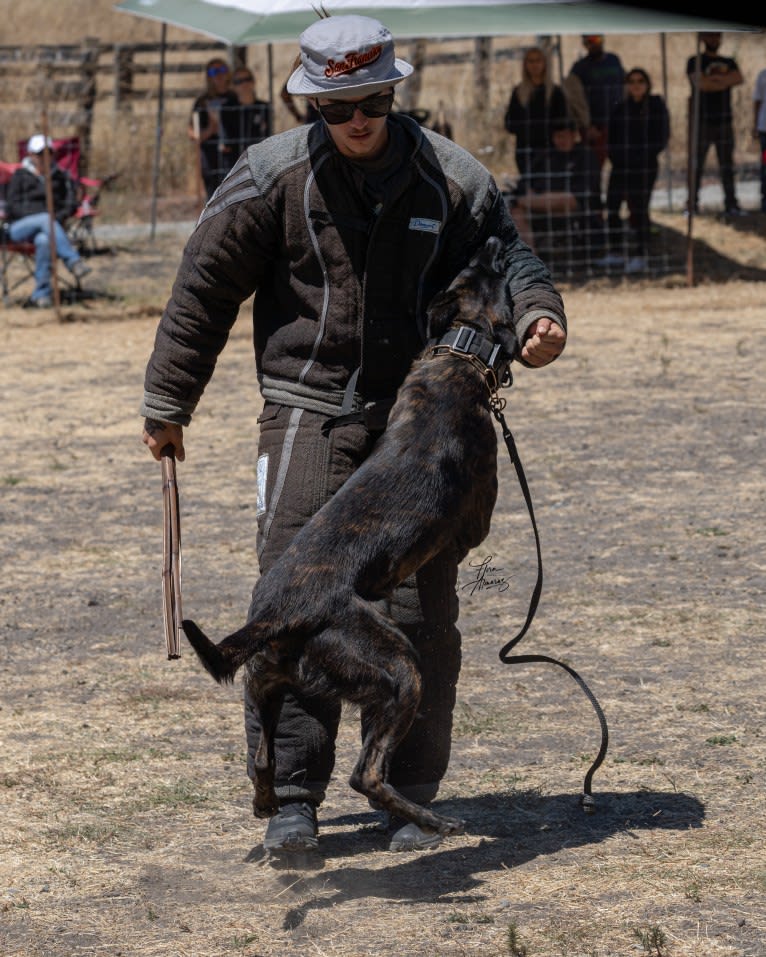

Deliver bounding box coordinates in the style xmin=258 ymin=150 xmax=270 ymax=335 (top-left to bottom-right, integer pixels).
xmin=244 ymin=403 xmax=462 ymax=807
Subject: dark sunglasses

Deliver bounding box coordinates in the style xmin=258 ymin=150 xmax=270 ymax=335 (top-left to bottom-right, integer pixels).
xmin=207 ymin=65 xmax=229 ymax=78
xmin=233 ymin=75 xmax=254 ymax=85
xmin=317 ymin=92 xmax=394 ymax=126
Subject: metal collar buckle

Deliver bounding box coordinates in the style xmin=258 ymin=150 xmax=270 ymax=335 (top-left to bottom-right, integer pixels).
xmin=451 ymin=326 xmax=477 ymax=354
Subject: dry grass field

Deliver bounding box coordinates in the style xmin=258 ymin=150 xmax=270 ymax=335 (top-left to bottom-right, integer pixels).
xmin=2 ymin=5 xmax=766 ymax=956
xmin=1 ymin=210 xmax=765 ymax=957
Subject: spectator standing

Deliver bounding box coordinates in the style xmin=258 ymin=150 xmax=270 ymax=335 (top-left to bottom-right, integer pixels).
xmin=605 ymin=68 xmax=670 ymax=272
xmin=753 ymin=65 xmax=766 ymax=213
xmin=6 ymin=133 xmax=90 ymax=308
xmin=569 ymin=34 xmax=625 ymax=168
xmin=509 ymin=117 xmax=603 ymax=257
xmin=141 ymin=14 xmax=567 ymax=858
xmin=686 ymin=32 xmax=745 ymax=216
xmin=504 ymin=46 xmax=569 ymax=179
xmin=190 ymin=57 xmax=239 ymax=199
xmin=228 ymin=67 xmax=273 ymax=158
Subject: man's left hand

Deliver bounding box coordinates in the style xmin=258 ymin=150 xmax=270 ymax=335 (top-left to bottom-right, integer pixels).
xmin=521 ymin=318 xmax=566 ymax=367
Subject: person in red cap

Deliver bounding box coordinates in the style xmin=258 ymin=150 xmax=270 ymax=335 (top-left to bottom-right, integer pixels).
xmin=140 ymin=14 xmax=568 ymax=859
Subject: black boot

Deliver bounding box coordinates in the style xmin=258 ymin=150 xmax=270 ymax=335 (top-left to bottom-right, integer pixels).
xmin=262 ymin=801 xmax=319 ymax=853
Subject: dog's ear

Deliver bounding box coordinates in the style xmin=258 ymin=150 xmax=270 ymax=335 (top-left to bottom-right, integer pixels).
xmin=478 ymin=236 xmax=509 ymax=277
xmin=426 ymin=293 xmax=460 ymax=341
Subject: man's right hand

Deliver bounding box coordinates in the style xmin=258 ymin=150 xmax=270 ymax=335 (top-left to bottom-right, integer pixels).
xmin=142 ymin=418 xmax=185 ymax=462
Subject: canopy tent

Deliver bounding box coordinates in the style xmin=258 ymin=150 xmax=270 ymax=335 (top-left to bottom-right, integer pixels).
xmin=115 ymin=0 xmax=758 ymax=43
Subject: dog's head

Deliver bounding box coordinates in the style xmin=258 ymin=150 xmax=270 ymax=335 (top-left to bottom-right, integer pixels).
xmin=426 ymin=236 xmax=517 ymax=359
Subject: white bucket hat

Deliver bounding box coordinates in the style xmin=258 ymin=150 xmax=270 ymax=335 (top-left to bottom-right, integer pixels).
xmin=286 ymin=15 xmax=413 ymax=100
xmin=27 ymin=133 xmax=54 ymax=154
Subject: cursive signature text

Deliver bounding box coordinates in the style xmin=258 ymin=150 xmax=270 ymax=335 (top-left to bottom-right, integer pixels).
xmin=461 ymin=555 xmax=510 ymax=595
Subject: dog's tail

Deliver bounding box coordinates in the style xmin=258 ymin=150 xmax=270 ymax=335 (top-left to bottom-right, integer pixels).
xmin=182 ymin=619 xmax=253 ymax=684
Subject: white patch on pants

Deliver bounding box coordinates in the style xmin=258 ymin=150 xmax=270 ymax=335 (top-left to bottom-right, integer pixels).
xmin=256 ymin=453 xmax=268 ymax=516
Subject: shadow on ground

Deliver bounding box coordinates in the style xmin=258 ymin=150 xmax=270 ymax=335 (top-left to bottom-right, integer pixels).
xmin=245 ymin=789 xmax=705 ymax=930
xmin=540 ymin=215 xmax=766 ymax=284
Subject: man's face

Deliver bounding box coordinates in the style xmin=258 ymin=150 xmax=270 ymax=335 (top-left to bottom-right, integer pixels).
xmin=314 ymin=90 xmax=392 ymax=161
xmin=701 ymin=32 xmax=721 ymax=51
xmin=582 ymin=35 xmax=604 ymax=55
xmin=207 ymin=61 xmax=231 ymax=94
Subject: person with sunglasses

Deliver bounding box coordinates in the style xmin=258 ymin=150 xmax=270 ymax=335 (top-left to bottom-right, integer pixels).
xmin=603 ymin=68 xmax=670 ymax=272
xmin=141 ymin=14 xmax=567 ymax=860
xmin=189 ymin=57 xmax=239 ymax=198
xmin=228 ymin=67 xmax=273 ymax=158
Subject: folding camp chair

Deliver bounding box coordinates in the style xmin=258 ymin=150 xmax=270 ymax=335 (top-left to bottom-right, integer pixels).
xmin=17 ymin=137 xmax=118 ymax=255
xmin=0 ymin=161 xmax=36 ymax=305
xmin=0 ymin=155 xmax=95 ymax=307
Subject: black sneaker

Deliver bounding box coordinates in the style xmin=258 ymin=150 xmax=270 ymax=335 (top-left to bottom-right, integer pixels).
xmin=386 ymin=815 xmax=442 ymax=852
xmin=262 ymin=801 xmax=318 ymax=853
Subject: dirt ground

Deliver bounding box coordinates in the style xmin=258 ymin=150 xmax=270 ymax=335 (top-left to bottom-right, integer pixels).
xmin=1 ymin=211 xmax=765 ymax=957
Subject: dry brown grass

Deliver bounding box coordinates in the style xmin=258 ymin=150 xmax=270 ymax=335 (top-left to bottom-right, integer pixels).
xmin=1 ymin=213 xmax=766 ymax=955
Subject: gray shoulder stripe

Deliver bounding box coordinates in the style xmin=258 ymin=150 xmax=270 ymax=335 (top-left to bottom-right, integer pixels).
xmin=198 ymin=162 xmax=260 ymax=224
xmin=200 ymin=183 xmax=261 ymax=222
xmin=197 ymin=130 xmax=317 ymax=226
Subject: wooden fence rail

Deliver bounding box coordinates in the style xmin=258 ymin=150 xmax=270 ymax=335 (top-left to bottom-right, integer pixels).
xmin=0 ymin=37 xmax=531 ymax=173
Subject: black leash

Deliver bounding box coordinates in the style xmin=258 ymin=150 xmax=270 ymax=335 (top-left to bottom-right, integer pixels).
xmin=329 ymin=327 xmax=609 ymax=807
xmin=491 ymin=396 xmax=609 ymax=811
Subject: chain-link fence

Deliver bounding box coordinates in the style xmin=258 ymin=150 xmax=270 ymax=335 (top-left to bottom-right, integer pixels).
xmin=1 ymin=34 xmax=762 ymax=281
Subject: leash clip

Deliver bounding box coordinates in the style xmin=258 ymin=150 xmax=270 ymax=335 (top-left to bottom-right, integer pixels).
xmin=490 ymin=391 xmax=507 ymax=417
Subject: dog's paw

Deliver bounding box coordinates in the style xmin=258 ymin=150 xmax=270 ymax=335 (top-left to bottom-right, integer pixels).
xmin=438 ymin=817 xmax=466 ymax=836
xmin=252 ymin=799 xmax=279 ymax=819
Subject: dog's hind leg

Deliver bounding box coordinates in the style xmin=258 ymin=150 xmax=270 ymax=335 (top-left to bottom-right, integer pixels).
xmin=352 ymin=700 xmax=464 ymax=838
xmin=317 ymin=602 xmax=464 ymax=839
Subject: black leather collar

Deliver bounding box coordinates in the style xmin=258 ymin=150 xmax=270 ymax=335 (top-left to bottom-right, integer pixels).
xmin=429 ymin=326 xmax=512 ymax=391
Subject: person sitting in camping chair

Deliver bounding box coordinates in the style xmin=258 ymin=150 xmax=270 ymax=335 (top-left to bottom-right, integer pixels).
xmin=5 ymin=133 xmax=91 ymax=308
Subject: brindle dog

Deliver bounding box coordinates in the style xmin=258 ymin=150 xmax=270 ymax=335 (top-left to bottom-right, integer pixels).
xmin=183 ymin=235 xmax=518 ymax=840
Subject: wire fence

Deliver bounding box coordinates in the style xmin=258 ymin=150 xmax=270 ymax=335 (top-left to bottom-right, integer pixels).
xmin=1 ymin=37 xmax=762 ymax=282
